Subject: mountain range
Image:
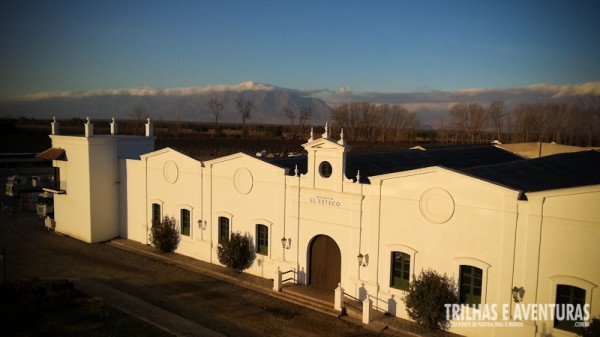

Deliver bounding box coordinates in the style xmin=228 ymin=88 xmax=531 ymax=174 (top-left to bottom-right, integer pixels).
xmin=1 ymin=81 xmax=599 ymax=127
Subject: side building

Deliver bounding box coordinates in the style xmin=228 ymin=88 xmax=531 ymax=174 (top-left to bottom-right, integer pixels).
xmin=40 ymin=120 xmax=600 ymax=337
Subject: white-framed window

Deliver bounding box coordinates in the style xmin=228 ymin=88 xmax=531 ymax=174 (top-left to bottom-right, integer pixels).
xmin=385 ymin=244 xmax=417 ymax=293
xmin=252 ymin=218 xmax=273 ymax=257
xmin=549 ymin=275 xmax=596 ymax=334
xmin=177 ymin=204 xmax=193 ymax=238
xmin=256 ymin=224 xmax=269 ymax=255
xmin=454 ymin=257 xmax=491 ymax=305
xmin=149 ymin=199 xmax=164 ymax=224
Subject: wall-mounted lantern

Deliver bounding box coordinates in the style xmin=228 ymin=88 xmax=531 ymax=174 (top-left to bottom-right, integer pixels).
xmin=281 ymin=237 xmax=290 ymax=249
xmin=357 ymin=253 xmax=368 ymax=267
xmin=512 ymin=286 xmax=523 ymax=303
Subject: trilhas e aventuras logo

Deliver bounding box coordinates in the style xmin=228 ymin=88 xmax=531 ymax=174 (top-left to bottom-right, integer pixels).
xmin=445 ymin=303 xmax=591 ymax=328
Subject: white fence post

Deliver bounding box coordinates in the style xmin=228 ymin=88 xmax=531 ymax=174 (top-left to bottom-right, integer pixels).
xmin=334 ymin=283 xmax=344 ymax=311
xmin=273 ymin=267 xmax=282 ymax=292
xmin=362 ymin=297 xmax=372 ymax=324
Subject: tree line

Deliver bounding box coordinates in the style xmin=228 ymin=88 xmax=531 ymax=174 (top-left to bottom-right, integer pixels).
xmin=440 ymin=101 xmax=600 ymax=146
xmin=127 ymin=97 xmax=600 ymax=147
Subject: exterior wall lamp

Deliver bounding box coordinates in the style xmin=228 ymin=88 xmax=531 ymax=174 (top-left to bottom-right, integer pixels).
xmin=281 ymin=237 xmax=290 ymax=249
xmin=512 ymin=286 xmax=523 ymax=303
xmin=357 ymin=253 xmax=368 ymax=267
xmin=197 ymin=220 xmax=206 ymax=230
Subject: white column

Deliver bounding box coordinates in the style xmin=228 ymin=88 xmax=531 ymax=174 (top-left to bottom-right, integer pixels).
xmin=84 ymin=117 xmax=94 ymax=137
xmin=51 ymin=117 xmax=60 ymax=135
xmin=110 ymin=117 xmax=118 ymax=135
xmin=362 ymin=297 xmax=372 ymax=324
xmin=273 ymin=267 xmax=282 ymax=292
xmin=334 ymin=283 xmax=344 ymax=311
xmin=145 ymin=118 xmax=153 ymax=137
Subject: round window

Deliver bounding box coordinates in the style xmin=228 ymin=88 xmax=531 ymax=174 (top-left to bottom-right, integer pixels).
xmin=319 ymin=161 xmax=333 ymax=178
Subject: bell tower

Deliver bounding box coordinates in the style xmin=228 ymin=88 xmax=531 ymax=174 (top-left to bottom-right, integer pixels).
xmin=301 ymin=123 xmax=349 ymax=192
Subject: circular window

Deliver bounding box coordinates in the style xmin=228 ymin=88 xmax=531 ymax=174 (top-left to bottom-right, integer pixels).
xmin=319 ymin=161 xmax=333 ymax=178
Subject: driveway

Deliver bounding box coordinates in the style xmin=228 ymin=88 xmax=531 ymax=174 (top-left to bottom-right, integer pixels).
xmin=0 ymin=210 xmax=385 ymax=337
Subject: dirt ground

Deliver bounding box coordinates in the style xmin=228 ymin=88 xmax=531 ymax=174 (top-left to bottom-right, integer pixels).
xmin=0 ymin=207 xmax=389 ymax=337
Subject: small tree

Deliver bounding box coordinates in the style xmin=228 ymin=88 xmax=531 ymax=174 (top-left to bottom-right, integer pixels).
xmin=150 ymin=216 xmax=180 ymax=253
xmin=403 ymin=269 xmax=458 ymax=331
xmin=217 ymin=232 xmax=254 ymax=273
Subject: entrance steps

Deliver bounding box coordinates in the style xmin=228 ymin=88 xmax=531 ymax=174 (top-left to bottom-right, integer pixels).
xmin=279 ymin=284 xmax=340 ymax=317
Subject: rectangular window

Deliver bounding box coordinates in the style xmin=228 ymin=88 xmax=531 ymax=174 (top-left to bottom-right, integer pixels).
xmin=180 ymin=209 xmax=190 ymax=236
xmin=390 ymin=252 xmax=410 ymax=291
xmin=459 ymin=265 xmax=482 ymax=305
xmin=218 ymin=217 xmax=229 ymax=244
xmin=152 ymin=203 xmax=161 ymax=223
xmin=554 ymin=285 xmax=586 ymax=332
xmin=256 ymin=224 xmax=268 ymax=255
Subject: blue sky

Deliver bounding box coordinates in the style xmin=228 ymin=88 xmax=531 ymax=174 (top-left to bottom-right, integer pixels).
xmin=1 ymin=0 xmax=599 ymax=97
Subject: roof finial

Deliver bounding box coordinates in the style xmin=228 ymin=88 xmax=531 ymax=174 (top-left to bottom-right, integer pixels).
xmin=294 ymin=164 xmax=299 ymax=177
xmin=323 ymin=121 xmax=329 ymax=139
xmin=309 ymin=127 xmax=314 ymax=141
xmin=338 ymin=128 xmax=346 ymax=146
xmin=356 ymin=170 xmax=361 ymax=183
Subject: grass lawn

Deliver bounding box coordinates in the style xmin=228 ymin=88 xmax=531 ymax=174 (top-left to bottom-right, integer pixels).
xmin=0 ymin=278 xmax=173 ymax=336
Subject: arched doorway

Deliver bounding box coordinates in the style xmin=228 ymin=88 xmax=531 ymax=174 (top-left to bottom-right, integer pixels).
xmin=309 ymin=235 xmax=341 ymax=290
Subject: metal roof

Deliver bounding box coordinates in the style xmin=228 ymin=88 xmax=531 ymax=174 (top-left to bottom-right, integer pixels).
xmin=462 ymin=150 xmax=600 ymax=195
xmin=266 ymin=145 xmax=524 ymax=183
xmin=265 ymin=146 xmax=600 ymax=194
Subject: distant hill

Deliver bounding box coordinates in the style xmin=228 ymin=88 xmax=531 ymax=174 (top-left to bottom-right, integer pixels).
xmin=0 ymin=82 xmax=332 ymax=125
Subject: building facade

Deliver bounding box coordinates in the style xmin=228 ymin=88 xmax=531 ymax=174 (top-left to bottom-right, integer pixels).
xmin=41 ymin=119 xmax=600 ymax=337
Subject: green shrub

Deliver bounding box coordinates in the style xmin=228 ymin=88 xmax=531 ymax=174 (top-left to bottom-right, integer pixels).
xmin=217 ymin=232 xmax=255 ymax=272
xmin=403 ymin=269 xmax=458 ymax=331
xmin=150 ymin=216 xmax=180 ymax=253
xmin=580 ymin=316 xmax=600 ymax=337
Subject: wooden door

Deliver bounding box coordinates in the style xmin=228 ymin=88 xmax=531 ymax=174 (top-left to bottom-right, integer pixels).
xmin=309 ymin=235 xmax=341 ymax=290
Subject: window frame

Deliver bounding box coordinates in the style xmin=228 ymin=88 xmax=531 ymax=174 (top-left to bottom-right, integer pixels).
xmin=256 ymin=224 xmax=269 ymax=256
xmin=548 ymin=275 xmax=596 ymax=334
xmin=218 ymin=216 xmax=230 ymax=244
xmin=384 ymin=244 xmax=417 ymax=294
xmin=453 ymin=257 xmax=490 ymax=306
xmin=180 ymin=209 xmax=191 ymax=237
xmin=459 ymin=265 xmax=483 ymax=305
xmin=390 ymin=251 xmax=411 ymax=291
xmin=151 ymin=203 xmax=161 ymax=223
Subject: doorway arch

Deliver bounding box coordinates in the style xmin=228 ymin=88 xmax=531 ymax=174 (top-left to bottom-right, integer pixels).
xmin=308 ymin=235 xmax=341 ymax=290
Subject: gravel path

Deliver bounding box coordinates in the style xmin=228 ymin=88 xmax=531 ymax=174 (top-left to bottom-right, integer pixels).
xmin=0 ymin=210 xmax=387 ymax=337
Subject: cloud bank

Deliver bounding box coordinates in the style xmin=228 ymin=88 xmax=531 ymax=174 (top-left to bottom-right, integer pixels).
xmin=9 ymin=81 xmax=275 ymax=101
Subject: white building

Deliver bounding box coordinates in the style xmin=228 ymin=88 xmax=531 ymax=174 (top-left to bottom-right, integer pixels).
xmin=39 ymin=119 xmax=600 ymax=337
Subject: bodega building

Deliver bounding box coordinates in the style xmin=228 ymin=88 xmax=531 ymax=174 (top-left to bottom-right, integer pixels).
xmin=39 ymin=118 xmax=600 ymax=337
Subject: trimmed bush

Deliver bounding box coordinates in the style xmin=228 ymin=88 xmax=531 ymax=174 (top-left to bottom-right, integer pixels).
xmin=403 ymin=269 xmax=458 ymax=331
xmin=150 ymin=216 xmax=180 ymax=253
xmin=217 ymin=232 xmax=255 ymax=273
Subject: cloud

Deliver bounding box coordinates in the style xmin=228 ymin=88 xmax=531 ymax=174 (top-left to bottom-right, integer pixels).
xmin=9 ymin=81 xmax=275 ymax=101
xmin=526 ymin=81 xmax=600 ymax=98
xmin=339 ymin=86 xmax=352 ymax=94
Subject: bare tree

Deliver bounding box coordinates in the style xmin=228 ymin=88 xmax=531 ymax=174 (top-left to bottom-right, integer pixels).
xmin=487 ymin=101 xmax=504 ymax=142
xmin=207 ymin=96 xmax=224 ymax=140
xmin=449 ymin=103 xmax=487 ymax=143
xmin=128 ymin=105 xmax=148 ymax=134
xmin=236 ymin=97 xmax=255 ymax=140
xmin=298 ymin=106 xmax=312 ymax=139
xmin=283 ymin=104 xmax=297 ymax=139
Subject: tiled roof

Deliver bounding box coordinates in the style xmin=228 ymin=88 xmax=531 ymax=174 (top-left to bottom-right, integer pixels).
xmin=36 ymin=148 xmax=66 ymax=161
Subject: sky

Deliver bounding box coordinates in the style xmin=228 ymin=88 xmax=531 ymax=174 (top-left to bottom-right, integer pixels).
xmin=1 ymin=0 xmax=599 ymax=98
